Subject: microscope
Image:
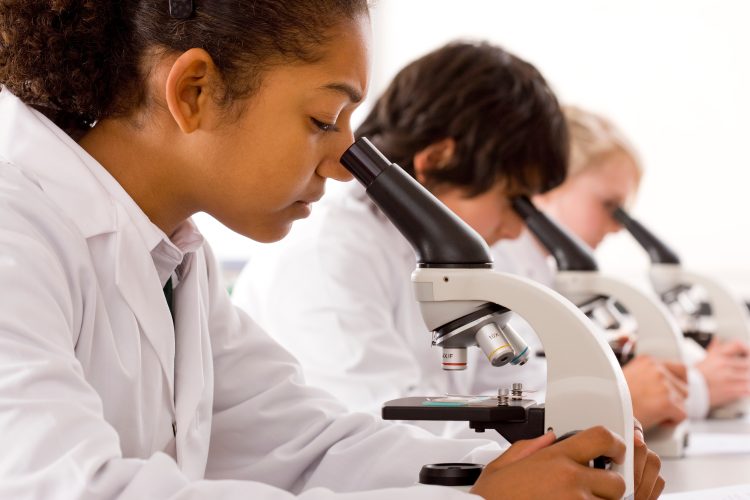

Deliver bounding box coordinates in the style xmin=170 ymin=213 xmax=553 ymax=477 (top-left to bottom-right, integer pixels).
xmin=613 ymin=207 xmax=750 ymax=418
xmin=340 ymin=138 xmax=635 ymax=497
xmin=512 ymin=196 xmax=688 ymax=458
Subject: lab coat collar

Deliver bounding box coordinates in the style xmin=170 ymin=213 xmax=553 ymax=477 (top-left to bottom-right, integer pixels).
xmin=0 ymin=90 xmax=197 ymax=404
xmin=0 ymin=89 xmax=117 ymax=239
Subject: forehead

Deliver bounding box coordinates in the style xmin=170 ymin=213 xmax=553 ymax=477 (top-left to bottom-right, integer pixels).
xmin=594 ymin=151 xmax=640 ymax=185
xmin=257 ymin=15 xmax=371 ymax=103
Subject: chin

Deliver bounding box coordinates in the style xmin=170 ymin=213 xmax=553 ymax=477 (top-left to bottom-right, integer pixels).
xmin=226 ymin=220 xmax=294 ymax=244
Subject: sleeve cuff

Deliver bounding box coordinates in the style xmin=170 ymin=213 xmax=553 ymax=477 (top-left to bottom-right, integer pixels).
xmin=687 ymin=367 xmax=710 ymax=419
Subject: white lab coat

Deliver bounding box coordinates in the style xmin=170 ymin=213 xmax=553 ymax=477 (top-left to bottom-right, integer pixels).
xmin=494 ymin=231 xmax=711 ymax=419
xmin=232 ymin=184 xmax=547 ymax=439
xmin=0 ymin=90 xmax=501 ymax=499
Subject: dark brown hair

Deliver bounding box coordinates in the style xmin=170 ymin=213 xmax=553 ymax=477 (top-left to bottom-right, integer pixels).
xmin=0 ymin=0 xmax=368 ymax=136
xmin=356 ymin=41 xmax=568 ymax=197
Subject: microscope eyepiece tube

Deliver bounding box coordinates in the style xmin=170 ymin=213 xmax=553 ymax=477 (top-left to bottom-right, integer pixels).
xmin=441 ymin=347 xmax=467 ymax=370
xmin=612 ymin=207 xmax=681 ymax=265
xmin=475 ymin=323 xmax=514 ymax=367
xmin=511 ymin=195 xmax=599 ymax=272
xmin=340 ymin=138 xmax=493 ymax=268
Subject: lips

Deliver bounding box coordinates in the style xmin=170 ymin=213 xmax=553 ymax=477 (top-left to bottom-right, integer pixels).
xmin=300 ymin=191 xmax=324 ymax=205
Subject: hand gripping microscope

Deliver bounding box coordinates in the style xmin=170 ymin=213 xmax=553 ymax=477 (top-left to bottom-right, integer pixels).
xmin=613 ymin=207 xmax=750 ymax=418
xmin=340 ymin=138 xmax=635 ymax=496
xmin=512 ymin=196 xmax=688 ymax=458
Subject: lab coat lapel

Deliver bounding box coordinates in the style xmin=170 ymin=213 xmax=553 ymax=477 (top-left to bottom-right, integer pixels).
xmin=173 ymin=250 xmax=212 ymax=477
xmin=114 ymin=206 xmax=176 ymax=404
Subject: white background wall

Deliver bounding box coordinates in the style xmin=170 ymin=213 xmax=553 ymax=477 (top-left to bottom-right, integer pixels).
xmin=197 ymin=0 xmax=750 ymax=294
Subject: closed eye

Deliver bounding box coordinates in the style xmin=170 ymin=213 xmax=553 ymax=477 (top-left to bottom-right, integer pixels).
xmin=311 ymin=117 xmax=340 ymax=133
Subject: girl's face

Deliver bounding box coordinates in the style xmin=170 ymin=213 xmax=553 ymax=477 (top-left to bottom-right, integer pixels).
xmin=436 ymin=181 xmax=526 ymax=247
xmin=536 ymin=150 xmax=640 ymax=249
xmin=193 ymin=15 xmax=371 ymax=242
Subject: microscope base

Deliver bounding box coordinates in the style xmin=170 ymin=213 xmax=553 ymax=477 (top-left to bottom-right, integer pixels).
xmin=644 ymin=421 xmax=688 ymax=458
xmin=710 ymin=398 xmax=749 ymax=420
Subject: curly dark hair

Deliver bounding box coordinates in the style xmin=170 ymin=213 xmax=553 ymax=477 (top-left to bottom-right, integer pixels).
xmin=0 ymin=0 xmax=369 ymax=136
xmin=356 ymin=41 xmax=568 ymax=197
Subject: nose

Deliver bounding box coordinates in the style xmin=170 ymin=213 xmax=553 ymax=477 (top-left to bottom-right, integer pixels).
xmin=321 ymin=157 xmax=355 ymax=182
xmin=606 ymin=215 xmax=623 ymax=235
xmin=318 ymin=131 xmax=356 ymax=183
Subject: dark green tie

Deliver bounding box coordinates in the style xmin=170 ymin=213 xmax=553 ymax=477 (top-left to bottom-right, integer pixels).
xmin=163 ymin=277 xmax=175 ymax=324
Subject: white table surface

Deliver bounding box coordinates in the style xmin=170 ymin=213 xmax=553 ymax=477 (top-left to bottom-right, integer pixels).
xmin=661 ymin=416 xmax=750 ymax=494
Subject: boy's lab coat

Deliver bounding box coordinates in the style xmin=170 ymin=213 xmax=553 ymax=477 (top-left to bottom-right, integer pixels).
xmin=0 ymin=90 xmax=498 ymax=499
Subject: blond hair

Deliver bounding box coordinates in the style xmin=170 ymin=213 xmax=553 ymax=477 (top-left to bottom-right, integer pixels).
xmin=564 ymin=106 xmax=643 ymax=185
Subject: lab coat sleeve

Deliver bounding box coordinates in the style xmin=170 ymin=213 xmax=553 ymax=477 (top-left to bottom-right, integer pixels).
xmin=233 ymin=209 xmax=445 ymax=414
xmin=0 ymin=182 xmax=489 ymax=499
xmin=204 ymin=242 xmax=501 ymax=494
xmin=682 ymin=338 xmax=710 ymax=419
xmin=686 ymin=368 xmax=710 ymax=419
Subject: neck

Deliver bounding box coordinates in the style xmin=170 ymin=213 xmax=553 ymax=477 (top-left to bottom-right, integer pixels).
xmin=79 ymin=118 xmax=197 ymax=236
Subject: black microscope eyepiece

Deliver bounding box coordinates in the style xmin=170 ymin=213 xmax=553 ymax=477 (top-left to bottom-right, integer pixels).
xmin=612 ymin=207 xmax=681 ymax=265
xmin=339 ymin=137 xmax=389 ymax=187
xmin=512 ymin=195 xmax=598 ymax=272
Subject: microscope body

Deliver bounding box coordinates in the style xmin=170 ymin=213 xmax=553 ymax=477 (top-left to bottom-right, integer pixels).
xmin=341 ymin=138 xmax=635 ymax=498
xmin=513 ymin=196 xmax=688 ymax=457
xmin=650 ymin=263 xmax=750 ymax=418
xmin=613 ymin=208 xmax=750 ymax=418
xmin=555 ymin=271 xmax=689 ymax=457
xmin=413 ymin=266 xmax=635 ymax=492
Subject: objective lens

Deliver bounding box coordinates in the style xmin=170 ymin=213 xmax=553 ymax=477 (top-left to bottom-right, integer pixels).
xmin=502 ymin=323 xmax=530 ymax=366
xmin=475 ymin=323 xmax=513 ymax=367
xmin=441 ymin=347 xmax=467 ymax=370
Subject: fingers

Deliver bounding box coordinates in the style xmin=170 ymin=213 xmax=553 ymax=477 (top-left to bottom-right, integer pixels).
xmin=723 ymin=357 xmax=750 ymax=374
xmin=633 ymin=418 xmax=644 ymax=438
xmin=662 ymin=361 xmax=687 ymax=383
xmin=632 ymin=429 xmax=648 ymax=493
xmin=486 ymin=431 xmax=556 ymax=468
xmin=553 ymin=426 xmax=626 ymax=466
xmin=634 ymin=448 xmax=662 ymax=500
xmin=580 ymin=467 xmax=627 ymax=500
xmin=649 ymin=475 xmax=666 ymax=500
xmin=663 ymin=365 xmax=689 ymax=400
xmin=718 ymin=339 xmax=750 ymax=357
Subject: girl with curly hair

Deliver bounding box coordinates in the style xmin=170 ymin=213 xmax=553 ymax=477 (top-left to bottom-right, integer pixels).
xmin=0 ymin=2 xmax=658 ymax=498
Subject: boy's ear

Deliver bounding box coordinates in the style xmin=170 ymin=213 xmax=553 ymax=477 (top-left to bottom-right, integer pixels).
xmin=413 ymin=137 xmax=456 ymax=183
xmin=164 ymin=48 xmax=217 ymax=134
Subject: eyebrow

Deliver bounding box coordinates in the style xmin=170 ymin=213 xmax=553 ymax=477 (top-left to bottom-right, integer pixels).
xmin=321 ymin=82 xmax=364 ymax=104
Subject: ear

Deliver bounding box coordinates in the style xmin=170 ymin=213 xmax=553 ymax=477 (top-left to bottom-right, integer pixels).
xmin=413 ymin=138 xmax=456 ymax=183
xmin=164 ymin=48 xmax=217 ymax=134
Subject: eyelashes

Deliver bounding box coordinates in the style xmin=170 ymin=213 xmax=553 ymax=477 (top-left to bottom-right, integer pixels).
xmin=311 ymin=117 xmax=340 ymax=133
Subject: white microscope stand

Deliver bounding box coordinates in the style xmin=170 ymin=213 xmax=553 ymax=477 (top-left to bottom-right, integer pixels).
xmin=555 ymin=271 xmax=689 ymax=458
xmin=651 ymin=263 xmax=750 ymax=417
xmin=414 ymin=267 xmax=635 ymax=498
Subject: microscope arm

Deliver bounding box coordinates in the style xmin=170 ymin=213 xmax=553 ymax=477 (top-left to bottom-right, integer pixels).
xmin=556 ymin=272 xmax=686 ymax=362
xmin=415 ymin=266 xmax=634 ymax=491
xmin=555 ymin=271 xmax=690 ymax=456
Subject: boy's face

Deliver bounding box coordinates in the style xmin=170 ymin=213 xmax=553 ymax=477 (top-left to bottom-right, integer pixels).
xmin=435 ymin=180 xmax=526 ymax=247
